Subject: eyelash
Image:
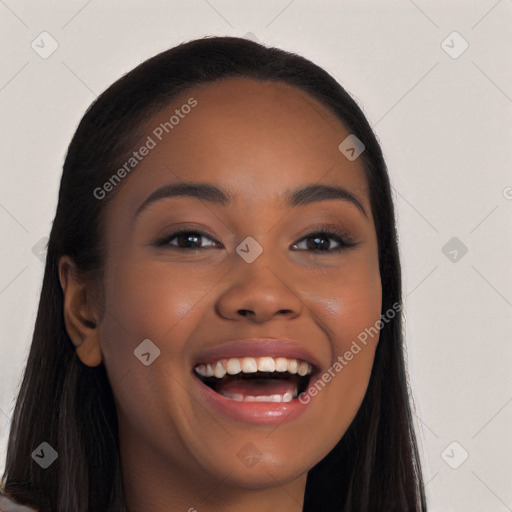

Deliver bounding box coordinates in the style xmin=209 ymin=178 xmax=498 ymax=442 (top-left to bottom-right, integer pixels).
xmin=154 ymin=224 xmax=358 ymax=254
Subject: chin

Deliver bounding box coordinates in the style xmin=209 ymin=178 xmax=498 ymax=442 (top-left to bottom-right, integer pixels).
xmin=192 ymin=439 xmax=318 ymax=490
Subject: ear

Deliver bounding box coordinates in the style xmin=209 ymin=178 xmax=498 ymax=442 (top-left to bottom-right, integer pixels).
xmin=58 ymin=255 xmax=103 ymax=367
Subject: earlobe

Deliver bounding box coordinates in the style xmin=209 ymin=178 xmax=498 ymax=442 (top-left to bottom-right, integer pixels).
xmin=58 ymin=255 xmax=103 ymax=367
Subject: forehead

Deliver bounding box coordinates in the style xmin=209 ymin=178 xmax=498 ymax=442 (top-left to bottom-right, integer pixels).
xmin=108 ymin=77 xmax=370 ymax=217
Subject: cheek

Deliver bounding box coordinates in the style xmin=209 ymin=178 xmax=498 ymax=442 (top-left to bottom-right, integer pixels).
xmin=96 ymin=260 xmax=199 ymax=393
xmin=312 ymin=248 xmax=382 ymax=347
xmin=327 ymin=257 xmax=382 ymax=384
xmin=96 ymin=259 xmax=214 ymax=440
xmin=305 ymin=256 xmax=382 ymax=435
xmin=100 ymin=259 xmax=213 ymax=342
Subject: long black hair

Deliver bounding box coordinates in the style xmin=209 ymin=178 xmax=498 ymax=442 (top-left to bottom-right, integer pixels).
xmin=1 ymin=36 xmax=427 ymax=511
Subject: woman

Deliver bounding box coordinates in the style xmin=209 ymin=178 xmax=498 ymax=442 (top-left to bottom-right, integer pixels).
xmin=1 ymin=36 xmax=427 ymax=511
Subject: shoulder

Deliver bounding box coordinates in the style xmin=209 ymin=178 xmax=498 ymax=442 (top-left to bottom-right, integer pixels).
xmin=0 ymin=492 xmax=38 ymax=512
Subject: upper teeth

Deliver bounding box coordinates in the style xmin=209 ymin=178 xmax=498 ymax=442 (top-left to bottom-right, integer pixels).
xmin=195 ymin=356 xmax=313 ymax=379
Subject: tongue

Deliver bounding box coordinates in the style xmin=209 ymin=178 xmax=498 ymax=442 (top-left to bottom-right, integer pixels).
xmin=216 ymin=378 xmax=297 ymax=399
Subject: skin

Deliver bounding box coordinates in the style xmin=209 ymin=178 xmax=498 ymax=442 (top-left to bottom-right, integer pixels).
xmin=59 ymin=78 xmax=382 ymax=512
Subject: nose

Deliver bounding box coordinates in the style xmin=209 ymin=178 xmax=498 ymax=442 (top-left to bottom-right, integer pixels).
xmin=215 ymin=257 xmax=304 ymax=324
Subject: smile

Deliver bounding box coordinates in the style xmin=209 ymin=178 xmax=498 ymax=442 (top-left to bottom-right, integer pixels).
xmin=194 ymin=356 xmax=314 ymax=403
xmin=191 ymin=338 xmax=321 ymax=425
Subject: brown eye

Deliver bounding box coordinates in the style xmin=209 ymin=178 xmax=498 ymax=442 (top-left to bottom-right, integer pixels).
xmin=292 ymin=230 xmax=357 ymax=253
xmin=156 ymin=230 xmax=220 ymax=250
xmin=154 ymin=224 xmax=358 ymax=253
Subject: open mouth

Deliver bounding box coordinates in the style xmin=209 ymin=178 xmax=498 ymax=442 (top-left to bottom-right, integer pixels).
xmin=193 ymin=356 xmax=315 ymax=402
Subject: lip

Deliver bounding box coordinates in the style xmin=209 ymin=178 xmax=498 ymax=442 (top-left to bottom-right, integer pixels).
xmin=191 ymin=338 xmax=321 ymax=425
xmin=194 ymin=373 xmax=313 ymax=425
xmin=192 ymin=338 xmax=322 ymax=368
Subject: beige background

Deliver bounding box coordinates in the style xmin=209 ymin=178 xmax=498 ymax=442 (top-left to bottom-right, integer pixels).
xmin=1 ymin=1 xmax=511 ymax=510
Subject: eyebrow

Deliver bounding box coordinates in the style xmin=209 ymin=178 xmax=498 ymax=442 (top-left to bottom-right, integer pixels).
xmin=135 ymin=181 xmax=368 ymax=219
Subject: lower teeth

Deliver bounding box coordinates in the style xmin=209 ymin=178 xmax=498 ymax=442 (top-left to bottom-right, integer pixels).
xmin=220 ymin=391 xmax=295 ymax=402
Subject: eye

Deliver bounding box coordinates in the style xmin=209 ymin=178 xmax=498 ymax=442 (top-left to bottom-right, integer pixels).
xmin=291 ymin=225 xmax=358 ymax=253
xmin=155 ymin=228 xmax=220 ymax=250
xmin=155 ymin=223 xmax=358 ymax=254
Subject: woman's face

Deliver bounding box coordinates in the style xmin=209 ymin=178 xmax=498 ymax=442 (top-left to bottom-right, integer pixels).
xmin=93 ymin=78 xmax=381 ymax=500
